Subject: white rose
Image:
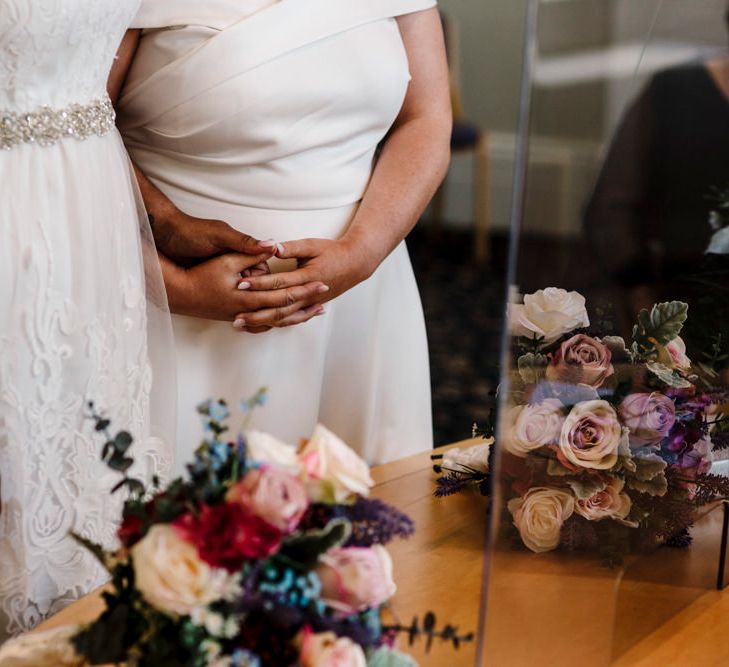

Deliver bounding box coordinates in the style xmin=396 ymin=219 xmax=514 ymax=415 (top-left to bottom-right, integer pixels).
xmin=558 ymin=400 xmax=622 ymax=470
xmin=299 ymin=425 xmax=374 ymax=503
xmin=504 ymin=399 xmax=563 ymax=457
xmin=132 ymin=525 xmax=239 ymax=617
xmin=574 ymin=477 xmax=632 ymax=521
xmin=441 ymin=440 xmax=493 ymax=473
xmin=298 ymin=631 xmax=367 ymax=667
xmin=509 ymin=288 xmax=589 ymax=344
xmin=245 ymin=430 xmax=301 ymax=471
xmin=508 ymin=487 xmax=575 ymax=553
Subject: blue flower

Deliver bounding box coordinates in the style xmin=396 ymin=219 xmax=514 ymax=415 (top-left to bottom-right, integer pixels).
xmin=231 ymin=648 xmax=261 ymax=667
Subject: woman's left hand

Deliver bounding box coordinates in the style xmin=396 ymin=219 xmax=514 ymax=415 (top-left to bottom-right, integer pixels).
xmin=235 ymin=238 xmax=375 ymax=330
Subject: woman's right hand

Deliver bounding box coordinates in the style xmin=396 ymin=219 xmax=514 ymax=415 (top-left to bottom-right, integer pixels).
xmin=164 ymin=252 xmax=329 ymax=326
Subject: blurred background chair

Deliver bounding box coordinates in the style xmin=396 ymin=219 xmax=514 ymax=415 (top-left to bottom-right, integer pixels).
xmin=430 ymin=10 xmax=491 ymax=263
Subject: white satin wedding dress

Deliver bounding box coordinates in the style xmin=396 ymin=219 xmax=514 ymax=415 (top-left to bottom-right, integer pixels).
xmin=120 ymin=0 xmax=436 ymax=468
xmin=0 ymin=0 xmax=174 ymax=640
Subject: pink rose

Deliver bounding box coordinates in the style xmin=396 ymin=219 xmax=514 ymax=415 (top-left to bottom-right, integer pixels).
xmin=315 ymin=546 xmax=396 ymax=616
xmin=226 ymin=466 xmax=308 ymax=533
xmin=574 ymin=477 xmax=632 ymax=522
xmin=558 ymin=400 xmax=622 ymax=470
xmin=619 ymin=392 xmax=676 ymax=448
xmin=660 ymin=336 xmax=691 ymax=372
xmin=546 ymin=335 xmax=614 ymax=388
xmin=298 ymin=629 xmax=367 ymax=667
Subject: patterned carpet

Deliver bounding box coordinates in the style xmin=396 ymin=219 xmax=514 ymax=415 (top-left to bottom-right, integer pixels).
xmin=407 ymin=228 xmax=509 ymax=446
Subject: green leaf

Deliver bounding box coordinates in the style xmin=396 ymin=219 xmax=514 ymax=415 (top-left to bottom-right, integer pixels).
xmin=368 ymin=647 xmax=419 ymax=667
xmin=70 ymin=532 xmax=114 ymax=570
xmin=546 ymin=459 xmax=572 ymax=477
xmin=631 ymin=452 xmax=668 ymax=482
xmin=278 ymin=518 xmax=351 ymax=570
xmin=517 ymin=353 xmax=549 ymax=384
xmin=627 ymin=474 xmax=668 ymax=496
xmin=108 ymin=452 xmax=134 ymax=473
xmin=71 ymin=603 xmax=131 ymax=664
xmin=566 ymin=477 xmax=607 ymax=500
xmin=645 ymin=361 xmax=694 ymax=389
xmin=633 ymin=301 xmax=688 ymax=349
xmin=114 ymin=430 xmax=134 ymax=453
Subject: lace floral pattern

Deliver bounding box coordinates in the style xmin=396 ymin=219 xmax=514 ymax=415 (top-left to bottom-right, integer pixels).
xmin=0 ymin=0 xmax=173 ymax=642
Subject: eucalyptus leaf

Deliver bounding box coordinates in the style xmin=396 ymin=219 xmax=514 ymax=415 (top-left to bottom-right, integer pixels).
xmin=113 ymin=430 xmax=134 ymax=453
xmin=646 ymin=361 xmax=693 ymax=389
xmin=567 ymin=477 xmax=607 ymax=500
xmin=630 ymin=452 xmax=668 ymax=482
xmin=517 ymin=353 xmax=549 ymax=385
xmin=368 ymin=647 xmax=419 ymax=667
xmin=626 ymin=474 xmax=668 ymax=497
xmin=546 ymin=458 xmax=572 ymax=477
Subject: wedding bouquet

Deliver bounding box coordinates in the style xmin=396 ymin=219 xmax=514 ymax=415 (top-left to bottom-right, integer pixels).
xmin=436 ymin=287 xmax=729 ymax=563
xmin=1 ymin=398 xmax=476 ymax=666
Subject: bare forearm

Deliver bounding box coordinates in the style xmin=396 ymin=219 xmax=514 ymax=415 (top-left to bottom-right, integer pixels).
xmin=341 ymin=115 xmax=450 ymax=274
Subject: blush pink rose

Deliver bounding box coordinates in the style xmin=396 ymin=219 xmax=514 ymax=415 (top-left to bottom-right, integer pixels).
xmin=574 ymin=478 xmax=632 ymax=522
xmin=659 ymin=336 xmax=692 ymax=372
xmin=226 ymin=466 xmax=308 ymax=533
xmin=298 ymin=629 xmax=367 ymax=667
xmin=558 ymin=400 xmax=622 ymax=470
xmin=315 ymin=546 xmax=396 ymax=616
xmin=546 ymin=335 xmax=614 ymax=388
xmin=619 ymin=392 xmax=676 ymax=448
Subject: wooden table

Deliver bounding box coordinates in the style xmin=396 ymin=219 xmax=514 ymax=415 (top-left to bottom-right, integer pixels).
xmin=32 ymin=444 xmax=729 ymax=666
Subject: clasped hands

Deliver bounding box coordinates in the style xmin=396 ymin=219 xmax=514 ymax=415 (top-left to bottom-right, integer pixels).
xmin=156 ymin=210 xmax=375 ymax=333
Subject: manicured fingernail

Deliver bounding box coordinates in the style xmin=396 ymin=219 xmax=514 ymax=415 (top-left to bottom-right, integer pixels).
xmin=276 ymin=243 xmax=285 ymax=255
xmin=317 ymin=285 xmax=330 ymax=294
xmin=237 ymin=281 xmax=251 ymax=290
xmin=315 ymin=306 xmax=326 ymax=315
xmin=260 ymin=239 xmax=276 ymax=248
xmin=233 ymin=318 xmax=246 ymax=328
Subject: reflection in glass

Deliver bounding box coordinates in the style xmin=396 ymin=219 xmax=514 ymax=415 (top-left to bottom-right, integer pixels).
xmin=480 ymin=1 xmax=729 ymax=665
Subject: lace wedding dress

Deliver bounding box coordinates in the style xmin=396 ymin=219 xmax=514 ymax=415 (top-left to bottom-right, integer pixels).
xmin=120 ymin=0 xmax=436 ymax=468
xmin=0 ymin=0 xmax=174 ymax=641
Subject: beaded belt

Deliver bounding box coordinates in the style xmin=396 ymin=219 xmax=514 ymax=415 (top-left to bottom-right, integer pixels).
xmin=0 ymin=96 xmax=115 ymax=150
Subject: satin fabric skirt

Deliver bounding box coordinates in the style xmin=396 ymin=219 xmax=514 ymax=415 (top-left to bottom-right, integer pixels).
xmin=167 ymin=189 xmax=433 ymax=468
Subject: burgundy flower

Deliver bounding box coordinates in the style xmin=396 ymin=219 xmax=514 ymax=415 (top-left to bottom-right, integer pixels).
xmin=117 ymin=513 xmax=144 ymax=549
xmin=173 ymin=502 xmax=282 ymax=572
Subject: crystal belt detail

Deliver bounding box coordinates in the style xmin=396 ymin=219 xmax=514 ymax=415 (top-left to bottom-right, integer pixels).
xmin=0 ymin=97 xmax=115 ymax=150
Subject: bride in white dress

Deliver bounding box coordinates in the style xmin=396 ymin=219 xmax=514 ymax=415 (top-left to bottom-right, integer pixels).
xmin=0 ymin=0 xmax=182 ymax=641
xmin=115 ymin=0 xmax=451 ymax=467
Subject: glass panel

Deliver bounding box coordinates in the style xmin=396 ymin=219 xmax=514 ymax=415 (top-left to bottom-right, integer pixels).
xmin=479 ymin=1 xmax=729 ymax=664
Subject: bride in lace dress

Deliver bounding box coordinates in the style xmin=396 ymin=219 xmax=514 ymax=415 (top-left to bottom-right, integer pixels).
xmin=0 ymin=0 xmax=179 ymax=641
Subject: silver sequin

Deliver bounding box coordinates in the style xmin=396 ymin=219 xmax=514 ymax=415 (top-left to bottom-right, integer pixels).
xmin=0 ymin=97 xmax=115 ymax=150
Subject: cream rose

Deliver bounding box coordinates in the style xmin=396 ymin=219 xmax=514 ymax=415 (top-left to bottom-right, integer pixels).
xmin=299 ymin=425 xmax=374 ymax=503
xmin=574 ymin=477 xmax=632 ymax=521
xmin=131 ymin=525 xmax=239 ymax=617
xmin=504 ymin=399 xmax=563 ymax=457
xmin=509 ymin=288 xmax=589 ymax=344
xmin=298 ymin=630 xmax=367 ymax=667
xmin=441 ymin=440 xmax=493 ymax=473
xmin=245 ymin=430 xmax=301 ymax=471
xmin=507 ymin=487 xmax=574 ymax=553
xmin=558 ymin=400 xmax=622 ymax=470
xmin=316 ymin=545 xmax=397 ymax=616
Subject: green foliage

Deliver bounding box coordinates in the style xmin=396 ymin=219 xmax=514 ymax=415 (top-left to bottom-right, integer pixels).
xmin=645 ymin=361 xmax=693 ymax=389
xmin=368 ymin=647 xmax=419 ymax=667
xmin=517 ymin=353 xmax=549 ymax=384
xmin=277 ymin=518 xmax=351 ymax=570
xmin=632 ymin=301 xmax=688 ymax=357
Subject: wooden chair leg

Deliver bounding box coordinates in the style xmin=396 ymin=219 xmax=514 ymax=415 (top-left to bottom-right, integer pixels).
xmin=473 ymin=133 xmax=490 ymax=263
